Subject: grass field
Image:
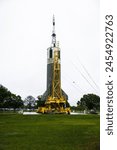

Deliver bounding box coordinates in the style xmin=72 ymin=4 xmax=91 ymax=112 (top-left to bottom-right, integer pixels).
xmin=0 ymin=113 xmax=100 ymax=150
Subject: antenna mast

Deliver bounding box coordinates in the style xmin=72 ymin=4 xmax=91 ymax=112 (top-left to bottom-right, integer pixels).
xmin=52 ymin=15 xmax=56 ymax=47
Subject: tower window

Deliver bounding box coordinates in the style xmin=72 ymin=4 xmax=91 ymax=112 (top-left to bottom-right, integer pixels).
xmin=50 ymin=49 xmax=52 ymax=58
xmin=58 ymin=51 xmax=60 ymax=59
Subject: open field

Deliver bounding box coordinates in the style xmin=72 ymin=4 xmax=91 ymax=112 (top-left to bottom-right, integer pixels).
xmin=0 ymin=113 xmax=100 ymax=150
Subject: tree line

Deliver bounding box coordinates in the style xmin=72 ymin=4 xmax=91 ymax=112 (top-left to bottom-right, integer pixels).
xmin=0 ymin=85 xmax=23 ymax=110
xmin=0 ymin=84 xmax=100 ymax=112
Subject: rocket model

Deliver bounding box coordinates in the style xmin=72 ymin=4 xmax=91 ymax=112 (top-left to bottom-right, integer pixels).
xmin=38 ymin=16 xmax=70 ymax=113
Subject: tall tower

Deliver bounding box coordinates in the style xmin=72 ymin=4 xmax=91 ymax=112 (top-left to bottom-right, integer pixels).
xmin=47 ymin=15 xmax=62 ymax=99
xmin=37 ymin=16 xmax=70 ymax=114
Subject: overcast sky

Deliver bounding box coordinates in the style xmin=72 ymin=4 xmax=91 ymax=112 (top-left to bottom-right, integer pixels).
xmin=0 ymin=0 xmax=99 ymax=106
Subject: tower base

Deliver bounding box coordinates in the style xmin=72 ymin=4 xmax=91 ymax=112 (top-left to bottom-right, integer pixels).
xmin=37 ymin=96 xmax=70 ymax=114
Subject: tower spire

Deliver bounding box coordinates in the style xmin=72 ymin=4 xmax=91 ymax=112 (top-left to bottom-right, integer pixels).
xmin=52 ymin=15 xmax=56 ymax=47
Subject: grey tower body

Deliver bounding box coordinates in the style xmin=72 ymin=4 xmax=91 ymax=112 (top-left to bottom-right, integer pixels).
xmin=41 ymin=47 xmax=68 ymax=101
xmin=47 ymin=47 xmax=53 ymax=96
xmin=41 ymin=16 xmax=68 ymax=101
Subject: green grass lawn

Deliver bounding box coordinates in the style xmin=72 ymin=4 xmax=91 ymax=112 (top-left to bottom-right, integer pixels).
xmin=0 ymin=113 xmax=100 ymax=150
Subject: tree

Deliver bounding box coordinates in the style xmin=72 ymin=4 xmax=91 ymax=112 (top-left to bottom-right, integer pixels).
xmin=36 ymin=95 xmax=45 ymax=107
xmin=0 ymin=84 xmax=23 ymax=110
xmin=11 ymin=94 xmax=23 ymax=110
xmin=78 ymin=94 xmax=100 ymax=111
xmin=0 ymin=85 xmax=11 ymax=108
xmin=24 ymin=95 xmax=36 ymax=109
